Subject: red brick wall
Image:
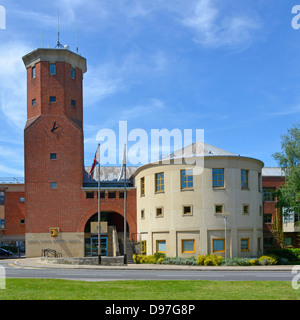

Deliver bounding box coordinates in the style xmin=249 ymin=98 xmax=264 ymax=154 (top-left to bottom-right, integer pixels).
xmin=24 ymin=57 xmax=137 ymax=239
xmin=2 ymin=191 xmax=25 ymax=236
xmin=262 ymin=176 xmax=285 ymax=247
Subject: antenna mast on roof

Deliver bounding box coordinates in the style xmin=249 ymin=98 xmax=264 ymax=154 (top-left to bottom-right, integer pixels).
xmin=76 ymin=24 xmax=79 ymax=54
xmin=55 ymin=8 xmax=64 ymax=49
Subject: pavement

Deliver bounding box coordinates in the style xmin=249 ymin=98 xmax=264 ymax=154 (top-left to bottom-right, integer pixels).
xmin=5 ymin=257 xmax=298 ymax=271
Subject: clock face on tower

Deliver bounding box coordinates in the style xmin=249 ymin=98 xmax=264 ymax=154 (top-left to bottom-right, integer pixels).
xmin=51 ymin=121 xmax=59 ymax=132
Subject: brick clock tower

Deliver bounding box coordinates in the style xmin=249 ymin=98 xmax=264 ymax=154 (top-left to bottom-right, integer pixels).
xmin=23 ymin=48 xmax=87 ymax=257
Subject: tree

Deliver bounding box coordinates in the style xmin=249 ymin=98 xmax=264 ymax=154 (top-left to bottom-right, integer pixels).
xmin=273 ymin=123 xmax=300 ymax=216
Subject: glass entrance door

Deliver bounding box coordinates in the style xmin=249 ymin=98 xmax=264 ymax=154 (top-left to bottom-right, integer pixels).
xmin=86 ymin=237 xmax=108 ymax=257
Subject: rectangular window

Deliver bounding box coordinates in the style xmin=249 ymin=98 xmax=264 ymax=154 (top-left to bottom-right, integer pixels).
xmin=20 ymin=219 xmax=25 ymax=224
xmin=32 ymin=66 xmax=36 ymax=78
xmin=156 ymin=207 xmax=163 ymax=218
xmin=155 ymin=172 xmax=164 ymax=192
xmin=264 ymin=214 xmax=272 ymax=224
xmin=71 ymin=67 xmax=75 ymax=79
xmin=19 ymin=197 xmax=25 ymax=203
xmin=182 ymin=240 xmax=195 ymax=253
xmin=284 ymin=237 xmax=293 ymax=246
xmin=119 ymin=191 xmax=124 ymax=199
xmin=0 ymin=192 xmax=4 ymax=205
xmin=263 ymin=188 xmax=276 ymax=201
xmin=32 ymin=99 xmax=36 ymax=106
xmin=212 ymin=168 xmax=224 ymax=188
xmin=141 ymin=210 xmax=145 ymax=219
xmin=181 ymin=169 xmax=193 ymax=190
xmin=0 ymin=219 xmax=5 ymax=229
xmin=183 ymin=205 xmax=192 ymax=215
xmin=156 ymin=240 xmax=166 ymax=253
xmin=50 ymin=153 xmax=57 ymax=160
xmin=215 ymin=205 xmax=224 ymax=214
xmin=140 ymin=240 xmax=147 ymax=254
xmin=258 ymin=172 xmax=261 ymax=192
xmin=50 ymin=64 xmax=56 ymax=75
xmin=241 ymin=238 xmax=249 ymax=251
xmin=98 ymin=192 xmax=105 ymax=199
xmin=141 ymin=177 xmax=145 ymax=197
xmin=243 ymin=205 xmax=249 ymax=215
xmin=213 ymin=239 xmax=225 ymax=253
xmin=50 ymin=182 xmax=57 ymax=189
xmin=241 ymin=169 xmax=249 ymax=189
xmin=108 ymin=192 xmax=116 ymax=198
xmin=71 ymin=99 xmax=76 ymax=107
xmin=86 ymin=192 xmax=94 ymax=199
xmin=50 ymin=96 xmax=56 ymax=103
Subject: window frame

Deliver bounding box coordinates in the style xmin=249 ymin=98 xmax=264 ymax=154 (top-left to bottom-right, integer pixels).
xmin=213 ymin=239 xmax=225 ymax=253
xmin=156 ymin=240 xmax=166 ymax=254
xmin=215 ymin=204 xmax=224 ymax=214
xmin=183 ymin=205 xmax=193 ymax=216
xmin=243 ymin=204 xmax=249 ymax=215
xmin=155 ymin=172 xmax=164 ymax=193
xmin=181 ymin=169 xmax=193 ymax=190
xmin=241 ymin=238 xmax=249 ymax=252
xmin=181 ymin=239 xmax=195 ymax=253
xmin=212 ymin=168 xmax=224 ymax=188
xmin=32 ymin=66 xmax=36 ymax=78
xmin=264 ymin=214 xmax=273 ymax=224
xmin=0 ymin=191 xmax=4 ymax=205
xmin=140 ymin=177 xmax=145 ymax=197
xmin=49 ymin=96 xmax=56 ymax=103
xmin=50 ymin=182 xmax=57 ymax=189
xmin=156 ymin=207 xmax=164 ymax=218
xmin=49 ymin=64 xmax=56 ymax=75
xmin=241 ymin=169 xmax=249 ymax=190
xmin=71 ymin=67 xmax=75 ymax=79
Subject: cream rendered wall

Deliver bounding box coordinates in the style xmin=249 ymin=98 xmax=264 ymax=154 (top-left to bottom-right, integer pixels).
xmin=134 ymin=156 xmax=264 ymax=258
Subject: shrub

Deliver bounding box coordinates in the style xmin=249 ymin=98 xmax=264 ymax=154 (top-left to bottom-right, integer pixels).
xmin=161 ymin=257 xmax=197 ymax=265
xmin=154 ymin=252 xmax=166 ymax=261
xmin=133 ymin=254 xmax=164 ymax=264
xmin=258 ymin=255 xmax=277 ymax=265
xmin=197 ymin=254 xmax=224 ymax=266
xmin=249 ymin=259 xmax=259 ymax=266
xmin=266 ymin=249 xmax=300 ymax=261
xmin=196 ymin=255 xmax=206 ymax=266
xmin=221 ymin=257 xmax=259 ymax=266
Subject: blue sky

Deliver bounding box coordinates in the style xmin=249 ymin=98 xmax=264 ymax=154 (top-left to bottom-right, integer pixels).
xmin=0 ymin=0 xmax=299 ymax=176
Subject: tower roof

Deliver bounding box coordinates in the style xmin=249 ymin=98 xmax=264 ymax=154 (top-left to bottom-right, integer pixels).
xmin=22 ymin=48 xmax=87 ymax=73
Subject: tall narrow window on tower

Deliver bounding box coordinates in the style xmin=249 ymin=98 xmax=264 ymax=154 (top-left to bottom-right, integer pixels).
xmin=32 ymin=66 xmax=36 ymax=78
xmin=50 ymin=64 xmax=56 ymax=75
xmin=71 ymin=67 xmax=75 ymax=79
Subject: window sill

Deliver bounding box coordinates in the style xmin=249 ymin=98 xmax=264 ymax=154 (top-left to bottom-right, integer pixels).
xmin=180 ymin=188 xmax=194 ymax=192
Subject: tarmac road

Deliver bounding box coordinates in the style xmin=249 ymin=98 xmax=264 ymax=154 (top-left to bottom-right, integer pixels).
xmin=0 ymin=258 xmax=297 ymax=282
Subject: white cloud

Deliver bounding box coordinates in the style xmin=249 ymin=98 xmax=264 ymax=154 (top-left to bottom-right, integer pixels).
xmin=0 ymin=42 xmax=30 ymax=129
xmin=0 ymin=164 xmax=24 ymax=177
xmin=181 ymin=0 xmax=261 ymax=49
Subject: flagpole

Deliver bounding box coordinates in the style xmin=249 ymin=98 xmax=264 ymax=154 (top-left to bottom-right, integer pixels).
xmin=97 ymin=143 xmax=101 ymax=265
xmin=123 ymin=144 xmax=127 ymax=265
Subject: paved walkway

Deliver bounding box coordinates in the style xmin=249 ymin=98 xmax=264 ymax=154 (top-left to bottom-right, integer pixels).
xmin=9 ymin=257 xmax=297 ymax=271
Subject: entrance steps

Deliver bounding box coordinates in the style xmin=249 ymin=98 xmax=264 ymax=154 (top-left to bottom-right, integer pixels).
xmin=117 ymin=232 xmax=135 ymax=264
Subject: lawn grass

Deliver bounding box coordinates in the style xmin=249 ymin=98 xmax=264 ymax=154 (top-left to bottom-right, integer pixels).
xmin=0 ymin=279 xmax=299 ymax=300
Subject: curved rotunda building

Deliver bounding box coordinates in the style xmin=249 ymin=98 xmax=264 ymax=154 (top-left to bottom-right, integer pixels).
xmin=133 ymin=142 xmax=264 ymax=259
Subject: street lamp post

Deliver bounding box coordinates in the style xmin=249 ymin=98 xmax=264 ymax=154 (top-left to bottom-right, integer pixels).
xmin=220 ymin=212 xmax=229 ymax=264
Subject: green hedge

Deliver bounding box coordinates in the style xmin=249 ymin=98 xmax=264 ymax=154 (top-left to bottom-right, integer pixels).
xmin=266 ymin=249 xmax=300 ymax=261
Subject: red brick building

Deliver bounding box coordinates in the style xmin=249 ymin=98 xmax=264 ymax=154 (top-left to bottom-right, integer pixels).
xmin=20 ymin=48 xmax=136 ymax=257
xmin=1 ymin=46 xmax=299 ymax=258
xmin=262 ymin=167 xmax=300 ymax=249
